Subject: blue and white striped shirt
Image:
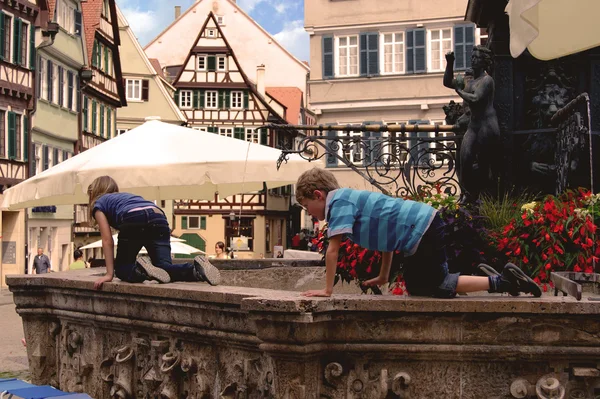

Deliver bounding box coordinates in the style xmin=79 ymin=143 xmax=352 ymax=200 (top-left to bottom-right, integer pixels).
xmin=325 ymin=188 xmax=437 ymax=255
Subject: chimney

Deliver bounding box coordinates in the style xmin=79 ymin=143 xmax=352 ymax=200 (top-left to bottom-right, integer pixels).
xmin=256 ymin=64 xmax=265 ymax=97
xmin=174 ymin=6 xmax=182 ymax=20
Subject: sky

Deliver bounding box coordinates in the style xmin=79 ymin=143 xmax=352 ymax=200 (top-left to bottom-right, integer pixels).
xmin=118 ymin=0 xmax=310 ymax=62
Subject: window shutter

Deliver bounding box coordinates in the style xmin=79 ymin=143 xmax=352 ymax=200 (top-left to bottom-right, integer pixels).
xmin=13 ymin=18 xmax=21 ymax=64
xmin=322 ymin=35 xmax=334 ymax=79
xmin=224 ymin=90 xmax=230 ymax=108
xmin=23 ymin=115 xmax=28 ymax=161
xmin=7 ymin=112 xmax=16 ymax=159
xmin=181 ymin=216 xmax=188 ymax=230
xmin=67 ymin=72 xmax=73 ymax=109
xmin=74 ymin=10 xmax=82 ymax=37
xmin=464 ymin=25 xmax=475 ymax=69
xmin=192 ymin=90 xmax=199 ymax=108
xmin=260 ymin=128 xmax=268 ymax=146
xmin=107 ymin=109 xmax=111 ymax=138
xmin=58 ymin=66 xmax=64 ymax=106
xmin=200 ymin=216 xmax=206 ymax=230
xmin=406 ymin=30 xmax=414 ymax=74
xmin=53 ymin=148 xmax=59 ymax=166
xmin=42 ymin=145 xmax=49 ymax=170
xmin=92 ymin=100 xmax=97 ymax=133
xmin=207 ymin=55 xmax=216 ymax=71
xmin=199 ymin=89 xmax=205 ymax=108
xmin=218 ymin=90 xmax=225 ymax=109
xmin=83 ymin=97 xmax=88 ymax=131
xmin=104 ymin=46 xmax=108 ymax=73
xmin=243 ymin=91 xmax=249 ymax=109
xmin=234 ymin=127 xmax=244 ymax=140
xmin=174 ymin=89 xmax=180 ymax=106
xmin=76 ymin=76 xmax=81 ymax=111
xmin=454 ymin=25 xmax=475 ymax=70
xmin=0 ymin=13 xmax=5 ymax=61
xmin=207 ymin=126 xmax=217 ymax=134
xmin=360 ymin=33 xmax=379 ymax=76
xmin=47 ymin=60 xmax=53 ymax=102
xmin=62 ymin=150 xmax=68 ymax=161
xmin=141 ymin=79 xmax=149 ymax=101
xmin=29 ymin=23 xmax=35 ymax=69
xmin=30 ymin=143 xmax=36 ymax=176
xmin=36 ymin=56 xmax=41 ymax=98
xmin=326 ymin=127 xmax=338 ymax=167
xmin=407 ymin=119 xmax=429 ymax=163
xmin=414 ymin=29 xmax=426 ymax=73
xmin=100 ymin=104 xmax=105 ymax=137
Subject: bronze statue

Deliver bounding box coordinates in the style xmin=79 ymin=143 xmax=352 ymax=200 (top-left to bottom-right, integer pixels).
xmin=444 ymin=46 xmax=500 ymax=203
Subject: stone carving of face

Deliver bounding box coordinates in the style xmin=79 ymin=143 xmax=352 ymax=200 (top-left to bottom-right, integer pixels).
xmin=533 ymin=83 xmax=569 ymax=123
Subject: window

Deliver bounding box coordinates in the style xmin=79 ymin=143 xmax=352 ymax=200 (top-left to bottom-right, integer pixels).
xmin=192 ymin=126 xmax=207 ymax=132
xmin=336 ymin=35 xmax=358 ymax=77
xmin=205 ymin=90 xmax=217 ymax=108
xmin=52 ymin=62 xmax=59 ymax=103
xmin=216 ymin=15 xmax=225 ymax=26
xmin=179 ymin=90 xmax=192 ymax=108
xmin=219 ymin=127 xmax=233 ymax=138
xmin=57 ymin=0 xmax=76 ymax=34
xmin=231 ymin=91 xmax=243 ymax=109
xmin=381 ymin=32 xmax=404 ymax=74
xmin=337 ymin=129 xmax=363 ymax=165
xmin=14 ymin=114 xmax=21 ymax=160
xmin=3 ymin=14 xmax=11 ymax=61
xmin=67 ymin=71 xmax=74 ymax=110
xmin=217 ymin=56 xmax=227 ymax=71
xmin=245 ymin=127 xmax=259 ymax=144
xmin=116 ymin=128 xmax=128 ymax=135
xmin=39 ymin=57 xmax=47 ymax=100
xmin=225 ymin=217 xmax=254 ymax=251
xmin=428 ymin=28 xmax=452 ymax=72
xmin=102 ymin=0 xmax=110 ymax=19
xmin=126 ymin=79 xmax=142 ymax=101
xmin=187 ymin=216 xmax=206 ymax=229
xmin=197 ymin=55 xmax=207 ymax=71
xmin=207 ymin=29 xmax=216 ymax=38
xmin=20 ymin=21 xmax=28 ymax=66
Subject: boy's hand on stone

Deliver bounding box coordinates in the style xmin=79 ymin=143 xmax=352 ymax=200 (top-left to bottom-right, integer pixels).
xmin=301 ymin=289 xmax=332 ymax=297
xmin=94 ymin=275 xmax=113 ymax=290
xmin=363 ymin=276 xmax=388 ymax=287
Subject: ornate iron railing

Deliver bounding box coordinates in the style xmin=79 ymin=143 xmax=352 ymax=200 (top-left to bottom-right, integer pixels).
xmin=273 ymin=123 xmax=462 ymax=198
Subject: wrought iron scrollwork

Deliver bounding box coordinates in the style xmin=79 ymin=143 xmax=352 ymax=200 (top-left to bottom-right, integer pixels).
xmin=273 ymin=123 xmax=462 ymax=197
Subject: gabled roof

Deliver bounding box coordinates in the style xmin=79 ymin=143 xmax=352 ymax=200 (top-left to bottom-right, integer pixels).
xmin=144 ymin=0 xmax=309 ymax=73
xmin=81 ymin=0 xmax=121 ymax=65
xmin=174 ymin=12 xmax=287 ymax=125
xmin=267 ymin=87 xmax=303 ymax=125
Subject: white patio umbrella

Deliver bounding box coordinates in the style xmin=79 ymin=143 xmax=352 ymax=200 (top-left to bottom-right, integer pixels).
xmin=1 ymin=120 xmax=322 ymax=210
xmin=506 ymin=0 xmax=600 ymax=60
xmin=138 ymin=241 xmax=205 ymax=255
xmin=79 ymin=234 xmax=184 ymax=250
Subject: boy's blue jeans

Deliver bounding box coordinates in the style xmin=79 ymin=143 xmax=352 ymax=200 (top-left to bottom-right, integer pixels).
xmin=115 ymin=208 xmax=196 ymax=283
xmin=394 ymin=214 xmax=459 ymax=298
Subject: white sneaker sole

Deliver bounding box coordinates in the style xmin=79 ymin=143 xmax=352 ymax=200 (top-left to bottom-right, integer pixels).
xmin=194 ymin=256 xmax=222 ymax=286
xmin=136 ymin=257 xmax=171 ymax=283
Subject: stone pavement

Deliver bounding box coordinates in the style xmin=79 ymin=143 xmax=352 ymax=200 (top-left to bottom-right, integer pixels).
xmin=0 ymin=291 xmax=28 ymax=373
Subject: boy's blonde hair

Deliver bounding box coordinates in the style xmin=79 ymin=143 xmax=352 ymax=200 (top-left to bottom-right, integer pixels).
xmin=87 ymin=176 xmax=119 ymax=222
xmin=295 ymin=168 xmax=340 ymax=202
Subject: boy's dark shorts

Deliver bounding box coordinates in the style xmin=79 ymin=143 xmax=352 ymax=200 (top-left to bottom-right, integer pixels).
xmin=392 ymin=213 xmax=459 ymax=298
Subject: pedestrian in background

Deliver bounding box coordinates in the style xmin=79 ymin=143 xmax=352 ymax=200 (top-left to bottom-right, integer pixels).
xmin=33 ymin=248 xmax=51 ymax=274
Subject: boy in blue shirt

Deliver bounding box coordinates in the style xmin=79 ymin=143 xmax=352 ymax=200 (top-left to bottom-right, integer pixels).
xmin=296 ymin=168 xmax=541 ymax=298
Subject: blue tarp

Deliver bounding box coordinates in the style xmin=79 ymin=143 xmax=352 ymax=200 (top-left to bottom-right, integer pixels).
xmin=0 ymin=379 xmax=92 ymax=399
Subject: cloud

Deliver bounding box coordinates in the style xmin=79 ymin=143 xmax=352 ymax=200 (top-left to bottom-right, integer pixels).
xmin=273 ymin=19 xmax=310 ymax=62
xmin=237 ymin=0 xmax=267 ymax=13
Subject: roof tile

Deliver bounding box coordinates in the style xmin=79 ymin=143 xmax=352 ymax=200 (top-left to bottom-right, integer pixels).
xmin=266 ymin=87 xmax=303 ymax=125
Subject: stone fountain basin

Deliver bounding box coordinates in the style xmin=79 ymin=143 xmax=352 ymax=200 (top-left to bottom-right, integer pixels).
xmin=7 ymin=261 xmax=600 ymax=399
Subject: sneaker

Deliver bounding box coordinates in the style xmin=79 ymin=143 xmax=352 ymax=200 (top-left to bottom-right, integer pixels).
xmin=502 ymin=263 xmax=542 ymax=297
xmin=193 ymin=255 xmax=222 ymax=286
xmin=478 ymin=263 xmax=500 ymax=277
xmin=136 ymin=256 xmax=171 ymax=284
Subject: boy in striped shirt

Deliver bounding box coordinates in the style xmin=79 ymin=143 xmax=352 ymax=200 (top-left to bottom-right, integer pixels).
xmin=296 ymin=168 xmax=541 ymax=298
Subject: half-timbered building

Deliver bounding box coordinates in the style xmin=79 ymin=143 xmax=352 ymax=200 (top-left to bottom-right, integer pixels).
xmin=28 ymin=0 xmax=87 ymax=273
xmin=73 ymin=0 xmax=125 ymax=249
xmin=0 ymin=0 xmax=47 ymax=282
xmin=169 ymin=12 xmax=294 ymax=259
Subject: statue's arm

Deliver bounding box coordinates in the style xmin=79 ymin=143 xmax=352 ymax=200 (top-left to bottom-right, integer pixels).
xmin=443 ymin=52 xmax=456 ymax=89
xmin=456 ymin=75 xmax=492 ymax=104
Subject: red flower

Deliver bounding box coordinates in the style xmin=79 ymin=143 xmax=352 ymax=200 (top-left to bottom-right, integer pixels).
xmin=545 ymin=263 xmax=552 ymax=270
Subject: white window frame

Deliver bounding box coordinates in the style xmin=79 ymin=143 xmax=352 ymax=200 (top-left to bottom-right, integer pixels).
xmin=380 ymin=32 xmax=405 ymax=75
xmin=335 ymin=35 xmax=359 ymax=77
xmin=125 ymin=79 xmax=142 ymax=101
xmin=197 ymin=55 xmax=207 ymax=71
xmin=179 ymin=90 xmax=193 ymax=109
xmin=192 ymin=126 xmax=207 ymax=132
xmin=230 ymin=91 xmax=243 ymax=109
xmin=116 ymin=128 xmax=128 ymax=135
xmin=245 ymin=127 xmax=259 ymax=144
xmin=57 ymin=0 xmax=76 ymax=35
xmin=205 ymin=90 xmax=218 ymax=109
xmin=216 ymin=15 xmax=225 ymax=26
xmin=52 ymin=63 xmax=59 ymax=105
xmin=2 ymin=11 xmax=14 ymax=63
xmin=34 ymin=143 xmax=41 ymax=175
xmin=427 ymin=28 xmax=452 ymax=72
xmin=207 ymin=29 xmax=216 ymax=38
xmin=39 ymin=57 xmax=47 ymax=101
xmin=219 ymin=127 xmax=233 ymax=138
xmin=217 ymin=56 xmax=227 ymax=71
xmin=188 ymin=216 xmax=200 ymax=229
xmin=339 ymin=128 xmax=364 ymax=165
xmin=20 ymin=20 xmax=30 ymax=67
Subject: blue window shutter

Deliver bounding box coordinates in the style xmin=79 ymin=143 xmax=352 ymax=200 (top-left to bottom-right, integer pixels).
xmin=47 ymin=60 xmax=53 ymax=102
xmin=414 ymin=29 xmax=426 ymax=73
xmin=29 ymin=24 xmax=35 ymax=69
xmin=406 ymin=30 xmax=414 ymax=74
xmin=326 ymin=126 xmax=338 ymax=167
xmin=7 ymin=112 xmax=16 ymax=159
xmin=58 ymin=66 xmax=64 ymax=106
xmin=454 ymin=25 xmax=465 ymax=70
xmin=465 ymin=24 xmax=475 ymax=69
xmin=67 ymin=71 xmax=74 ymax=109
xmin=23 ymin=115 xmax=28 ymax=161
xmin=360 ymin=33 xmax=379 ymax=76
xmin=74 ymin=10 xmax=82 ymax=37
xmin=0 ymin=13 xmax=5 ymax=61
xmin=407 ymin=119 xmax=429 ymax=163
xmin=322 ymin=35 xmax=334 ymax=79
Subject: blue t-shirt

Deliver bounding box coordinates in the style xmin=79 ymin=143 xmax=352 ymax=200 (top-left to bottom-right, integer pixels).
xmin=325 ymin=188 xmax=436 ymax=255
xmin=93 ymin=193 xmax=155 ymax=229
